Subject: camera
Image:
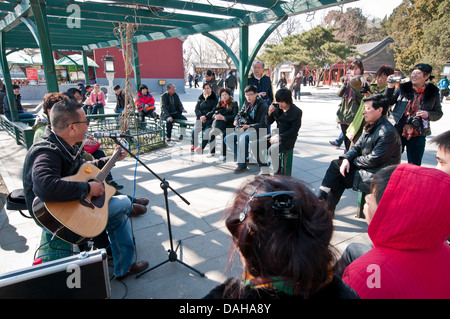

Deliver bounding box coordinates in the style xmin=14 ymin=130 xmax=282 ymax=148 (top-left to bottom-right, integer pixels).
xmin=388 ymin=76 xmax=402 ymax=83
xmin=272 ymin=103 xmax=280 ymax=108
xmin=360 ymin=84 xmax=371 ymax=94
xmin=406 ymin=115 xmax=423 ymax=134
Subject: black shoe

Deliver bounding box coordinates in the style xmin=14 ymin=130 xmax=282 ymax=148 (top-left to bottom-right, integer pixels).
xmin=317 ymin=189 xmax=328 ymax=201
xmin=108 ymin=180 xmax=124 ymax=190
xmin=234 ymin=166 xmax=248 ymax=174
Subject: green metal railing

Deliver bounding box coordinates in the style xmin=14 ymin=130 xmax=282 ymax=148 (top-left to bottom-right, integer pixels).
xmin=86 ymin=113 xmax=165 ymax=155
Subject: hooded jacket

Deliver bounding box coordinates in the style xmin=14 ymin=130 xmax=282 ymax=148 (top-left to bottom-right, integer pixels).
xmin=135 ymin=91 xmax=155 ymax=112
xmin=343 ymin=164 xmax=450 ymax=299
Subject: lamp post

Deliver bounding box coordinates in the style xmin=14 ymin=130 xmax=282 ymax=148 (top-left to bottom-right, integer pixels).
xmin=102 ymin=51 xmax=116 ymax=103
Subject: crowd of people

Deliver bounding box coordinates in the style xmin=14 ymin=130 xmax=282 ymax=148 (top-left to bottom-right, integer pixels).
xmin=5 ymin=57 xmax=448 ymax=298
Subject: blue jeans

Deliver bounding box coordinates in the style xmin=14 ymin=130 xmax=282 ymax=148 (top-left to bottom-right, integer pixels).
xmin=225 ymin=128 xmax=258 ymax=167
xmin=106 ymin=195 xmax=135 ymax=277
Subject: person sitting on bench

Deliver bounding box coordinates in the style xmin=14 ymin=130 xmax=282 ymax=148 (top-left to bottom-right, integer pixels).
xmin=317 ymin=94 xmax=401 ymax=214
xmin=160 ymin=83 xmax=187 ymax=141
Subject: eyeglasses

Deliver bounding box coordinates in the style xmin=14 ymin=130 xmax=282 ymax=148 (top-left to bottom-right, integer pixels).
xmin=67 ymin=119 xmax=90 ymax=127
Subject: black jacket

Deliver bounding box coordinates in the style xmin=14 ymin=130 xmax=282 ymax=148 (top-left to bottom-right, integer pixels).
xmin=194 ymin=92 xmax=217 ymax=127
xmin=3 ymin=94 xmax=24 ymax=120
xmin=341 ymin=116 xmax=401 ymax=192
xmin=234 ymin=95 xmax=268 ymax=132
xmin=385 ymin=81 xmax=442 ymax=136
xmin=22 ymin=127 xmax=108 ymax=219
xmin=160 ymin=92 xmax=185 ymax=120
xmin=206 ymin=100 xmax=239 ymax=131
xmin=267 ymin=104 xmax=302 ymax=151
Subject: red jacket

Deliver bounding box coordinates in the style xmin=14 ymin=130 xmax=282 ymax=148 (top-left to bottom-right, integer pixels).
xmin=343 ymin=164 xmax=450 ymax=299
xmin=135 ymin=92 xmax=155 ymax=112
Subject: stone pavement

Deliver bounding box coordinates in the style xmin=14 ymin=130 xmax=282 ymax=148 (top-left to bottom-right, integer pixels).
xmin=0 ymin=85 xmax=447 ymax=299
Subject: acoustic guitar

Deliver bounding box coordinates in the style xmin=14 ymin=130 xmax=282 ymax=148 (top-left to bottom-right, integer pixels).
xmin=32 ymin=147 xmax=123 ymax=245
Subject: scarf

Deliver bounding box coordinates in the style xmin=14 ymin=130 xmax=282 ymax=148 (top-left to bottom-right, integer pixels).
xmin=402 ymin=85 xmax=426 ymax=140
xmin=241 ymin=265 xmax=334 ymax=296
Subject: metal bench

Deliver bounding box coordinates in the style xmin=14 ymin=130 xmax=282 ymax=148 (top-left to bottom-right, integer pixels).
xmin=172 ymin=118 xmax=194 ymax=140
xmin=0 ymin=115 xmax=35 ymax=149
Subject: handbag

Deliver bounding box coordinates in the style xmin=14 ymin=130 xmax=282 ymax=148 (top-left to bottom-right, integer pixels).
xmin=84 ymin=138 xmax=101 ymax=154
xmin=346 ymin=100 xmax=365 ymax=141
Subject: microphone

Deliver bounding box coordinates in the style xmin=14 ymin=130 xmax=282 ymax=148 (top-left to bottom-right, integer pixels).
xmin=93 ymin=132 xmax=131 ymax=138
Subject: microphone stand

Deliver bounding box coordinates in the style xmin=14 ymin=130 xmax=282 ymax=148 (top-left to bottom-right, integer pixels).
xmin=111 ymin=137 xmax=205 ymax=279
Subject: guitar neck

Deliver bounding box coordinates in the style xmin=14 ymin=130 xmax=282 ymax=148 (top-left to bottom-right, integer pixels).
xmin=96 ymin=148 xmax=122 ymax=182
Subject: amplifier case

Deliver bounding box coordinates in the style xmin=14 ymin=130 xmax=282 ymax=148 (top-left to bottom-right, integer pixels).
xmin=0 ymin=249 xmax=110 ymax=299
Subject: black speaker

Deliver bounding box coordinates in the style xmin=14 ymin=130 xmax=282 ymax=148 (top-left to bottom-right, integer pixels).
xmin=0 ymin=249 xmax=110 ymax=299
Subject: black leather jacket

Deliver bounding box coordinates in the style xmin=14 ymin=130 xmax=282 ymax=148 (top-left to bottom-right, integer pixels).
xmin=341 ymin=116 xmax=402 ymax=192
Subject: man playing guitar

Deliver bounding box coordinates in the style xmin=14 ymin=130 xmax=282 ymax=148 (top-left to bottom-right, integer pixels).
xmin=22 ymin=99 xmax=148 ymax=279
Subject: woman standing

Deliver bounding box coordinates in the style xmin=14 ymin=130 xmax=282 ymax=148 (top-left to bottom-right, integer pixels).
xmin=205 ymin=88 xmax=238 ymax=160
xmin=89 ymin=83 xmax=106 ymax=115
xmin=385 ymin=63 xmax=442 ymax=166
xmin=191 ymin=83 xmax=217 ymax=153
xmin=336 ymin=60 xmax=365 ymax=151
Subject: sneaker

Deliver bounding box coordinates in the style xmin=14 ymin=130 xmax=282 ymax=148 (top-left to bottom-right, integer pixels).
xmin=207 ymin=153 xmax=215 ymax=158
xmin=190 ymin=145 xmax=195 ymax=152
xmin=218 ymin=155 xmax=226 ymax=161
xmin=329 ymin=140 xmax=338 ymax=146
xmin=234 ymin=166 xmax=248 ymax=174
xmin=195 ymin=146 xmax=202 ymax=154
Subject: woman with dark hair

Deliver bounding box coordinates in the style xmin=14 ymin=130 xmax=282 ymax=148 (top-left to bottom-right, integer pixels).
xmin=191 ymin=83 xmax=217 ymax=153
xmin=135 ymin=84 xmax=157 ymax=126
xmin=205 ymin=87 xmax=238 ymax=159
xmin=204 ymin=175 xmax=359 ymax=299
xmin=337 ymin=60 xmax=365 ymax=151
xmin=385 ymin=63 xmax=443 ymax=166
xmin=342 ymin=163 xmax=450 ymax=298
xmin=265 ymin=88 xmax=302 ymax=174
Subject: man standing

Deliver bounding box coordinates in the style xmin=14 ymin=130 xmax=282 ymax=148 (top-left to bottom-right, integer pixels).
xmin=225 ymin=70 xmax=237 ymax=97
xmin=160 ymin=83 xmax=187 ymax=141
xmin=438 ymin=75 xmax=449 ymax=103
xmin=248 ymin=61 xmax=273 ymax=106
xmin=22 ymin=99 xmax=148 ymax=279
xmin=317 ymin=94 xmax=401 ymax=213
xmin=225 ymin=85 xmax=268 ymax=174
xmin=291 ymin=73 xmax=302 ymax=101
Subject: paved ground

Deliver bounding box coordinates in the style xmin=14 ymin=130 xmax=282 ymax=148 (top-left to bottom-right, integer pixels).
xmin=0 ymin=85 xmax=448 ymax=299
